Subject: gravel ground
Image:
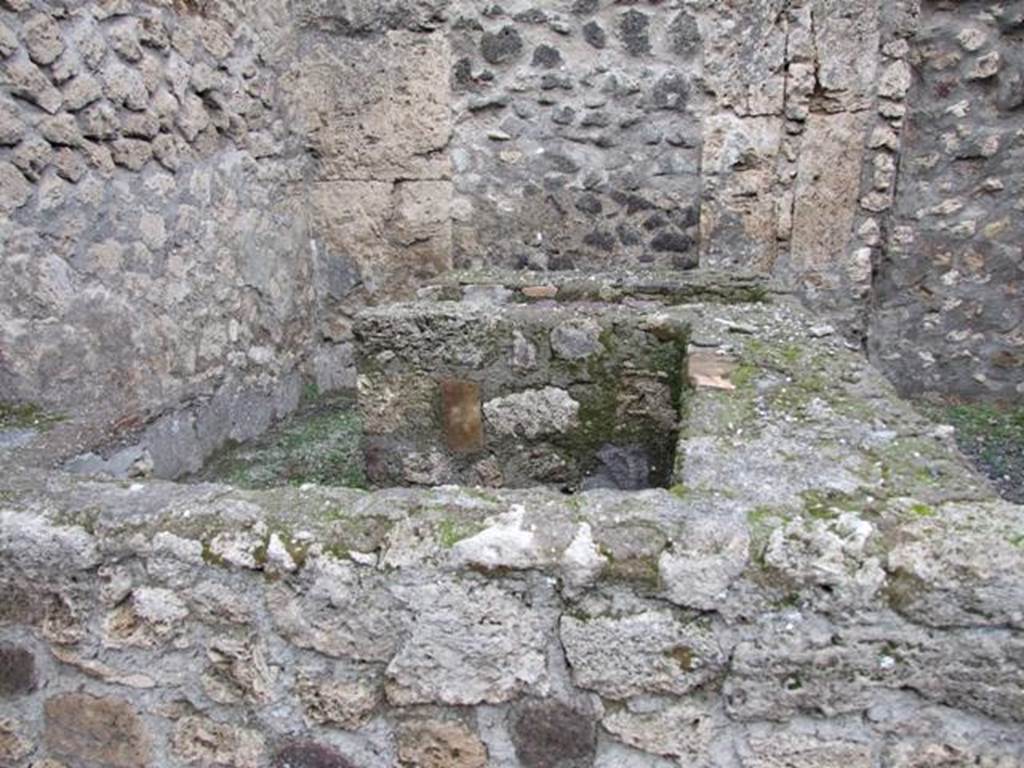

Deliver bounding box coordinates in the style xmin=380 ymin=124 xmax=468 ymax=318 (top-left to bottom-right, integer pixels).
xmin=921 ymin=400 xmax=1024 ymax=504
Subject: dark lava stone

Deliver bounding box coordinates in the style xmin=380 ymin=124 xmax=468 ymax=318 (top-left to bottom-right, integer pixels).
xmin=0 ymin=644 xmax=37 ymax=697
xmin=572 ymin=0 xmax=599 ymax=14
xmin=617 ymin=224 xmax=642 ymax=246
xmin=583 ymin=230 xmax=616 ymax=252
xmin=582 ymin=21 xmax=607 ymax=49
xmin=481 ymin=26 xmax=524 ymax=65
xmin=532 ymin=44 xmax=564 ymax=69
xmin=618 ymin=10 xmax=651 ymax=57
xmin=669 ymin=10 xmax=702 ymax=56
xmin=552 ymin=105 xmax=576 ymax=125
xmin=675 ymin=205 xmax=700 ymax=229
xmin=643 ymin=214 xmax=668 ymax=231
xmin=509 ymin=700 xmax=597 ymax=768
xmin=651 ymin=231 xmax=696 ymax=254
xmin=273 ymin=741 xmax=356 ymax=768
xmin=673 ymin=250 xmax=700 ymax=270
xmin=515 ymin=9 xmax=548 ymax=24
xmin=574 ymin=194 xmax=603 ymax=216
xmin=652 ymin=70 xmax=690 ymax=112
xmin=545 ymin=152 xmax=580 ymax=174
xmin=453 ymin=57 xmax=474 ymax=90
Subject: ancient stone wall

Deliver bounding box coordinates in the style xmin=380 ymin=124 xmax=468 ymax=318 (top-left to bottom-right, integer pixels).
xmin=0 ymin=0 xmax=453 ymax=469
xmin=448 ymin=1 xmax=703 ymax=272
xmin=439 ymin=0 xmax=1022 ymax=400
xmin=0 ymin=0 xmax=319 ymax=428
xmin=443 ymin=0 xmax=916 ymax=313
xmin=355 ymin=299 xmax=687 ymax=489
xmin=870 ymin=0 xmax=1024 ymax=400
xmin=2 ymin=0 xmax=1021 ymax=459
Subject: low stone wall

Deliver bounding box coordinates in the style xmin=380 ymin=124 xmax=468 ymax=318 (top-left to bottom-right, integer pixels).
xmin=2 ymin=298 xmax=1022 ymax=767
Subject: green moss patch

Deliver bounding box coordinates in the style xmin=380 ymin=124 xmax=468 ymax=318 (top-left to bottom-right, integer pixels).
xmin=0 ymin=401 xmax=64 ymax=431
xmin=196 ymin=394 xmax=366 ymax=490
xmin=436 ymin=518 xmax=487 ymax=548
xmin=921 ymin=402 xmax=1024 ymax=503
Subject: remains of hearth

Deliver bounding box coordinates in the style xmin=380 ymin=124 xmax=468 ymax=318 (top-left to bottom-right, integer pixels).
xmin=354 ymin=300 xmax=688 ymax=491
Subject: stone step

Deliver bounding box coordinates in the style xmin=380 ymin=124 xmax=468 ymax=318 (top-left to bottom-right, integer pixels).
xmin=418 ymin=268 xmax=779 ymax=306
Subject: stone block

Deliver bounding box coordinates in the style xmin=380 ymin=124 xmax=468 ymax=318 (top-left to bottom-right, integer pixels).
xmin=285 ymin=31 xmax=451 ymax=181
xmin=560 ymin=610 xmax=724 ymax=700
xmin=790 ymin=111 xmax=871 ymax=273
xmin=272 ymin=741 xmax=356 ymax=768
xmin=510 ymin=700 xmax=597 ymax=768
xmin=171 ymin=716 xmax=265 ymax=768
xmin=0 ymin=718 xmax=32 ymax=765
xmin=0 ymin=643 xmax=37 ymax=697
xmin=309 ymin=179 xmax=452 ymax=303
xmin=385 ymin=579 xmax=549 ymax=705
xmin=397 ymin=720 xmax=488 ymax=768
xmin=44 ymin=693 xmax=151 ymax=768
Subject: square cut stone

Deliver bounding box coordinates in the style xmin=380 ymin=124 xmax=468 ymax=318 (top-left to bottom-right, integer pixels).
xmin=442 ymin=379 xmax=484 ymax=453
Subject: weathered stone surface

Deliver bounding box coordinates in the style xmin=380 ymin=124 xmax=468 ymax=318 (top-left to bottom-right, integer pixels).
xmin=603 ymin=701 xmax=714 ymax=760
xmin=386 ymin=580 xmax=549 ymax=705
xmin=481 ymin=26 xmax=523 ymax=65
xmin=297 ymin=672 xmax=380 ymax=729
xmin=0 ymin=0 xmax=321 ymax=440
xmin=0 ymin=21 xmax=17 ymax=58
xmin=397 ymin=719 xmax=488 ymax=768
xmin=23 ymin=13 xmax=65 ymax=66
xmin=885 ymin=500 xmax=1024 ymax=629
xmin=0 ymin=102 xmax=24 ymax=145
xmin=268 ymin=558 xmax=405 ymax=662
xmin=0 ymin=160 xmax=31 ymax=211
xmin=763 ymin=514 xmax=885 ymax=605
xmin=285 ymin=31 xmax=450 ymax=180
xmin=550 ymin=318 xmax=605 ymax=361
xmin=0 ymin=5 xmax=1022 ymax=766
xmin=45 ymin=693 xmax=151 ymax=768
xmin=659 ymin=517 xmax=749 ymax=610
xmin=790 ymin=111 xmax=870 ymax=274
xmin=509 ymin=699 xmax=597 ymax=768
xmin=483 ymin=387 xmax=580 ymax=439
xmin=560 ymin=522 xmax=607 ymax=594
xmin=272 ymin=741 xmax=356 ymax=768
xmin=561 ymin=610 xmax=724 ymax=700
xmin=103 ymin=586 xmax=189 ymax=648
xmin=741 ymin=734 xmax=874 ymax=768
xmin=358 ymin=299 xmax=684 ymax=488
xmin=0 ymin=718 xmax=32 ymax=764
xmin=202 ymin=636 xmax=277 ymax=704
xmin=450 ymin=506 xmax=543 ymax=571
xmin=870 ymin=2 xmax=1024 ymax=398
xmin=51 ymin=646 xmax=156 ymax=689
xmin=309 ymin=178 xmax=453 ymax=304
xmin=699 ymin=113 xmax=782 ymax=270
xmin=171 ymin=716 xmax=265 ymax=768
xmin=1 ymin=299 xmax=1024 ymax=763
